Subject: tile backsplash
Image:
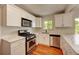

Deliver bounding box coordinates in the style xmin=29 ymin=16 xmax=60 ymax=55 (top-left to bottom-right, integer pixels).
xmin=1 ymin=26 xmax=33 ymax=36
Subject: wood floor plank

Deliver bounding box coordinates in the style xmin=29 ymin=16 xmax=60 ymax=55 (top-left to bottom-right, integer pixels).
xmin=31 ymin=44 xmax=63 ymax=55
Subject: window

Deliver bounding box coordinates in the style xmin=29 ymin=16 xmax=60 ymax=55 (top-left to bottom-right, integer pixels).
xmin=75 ymin=18 xmax=79 ymax=34
xmin=44 ymin=20 xmax=53 ymax=30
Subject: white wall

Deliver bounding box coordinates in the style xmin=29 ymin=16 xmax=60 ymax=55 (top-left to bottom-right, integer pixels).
xmin=1 ymin=26 xmax=32 ymax=36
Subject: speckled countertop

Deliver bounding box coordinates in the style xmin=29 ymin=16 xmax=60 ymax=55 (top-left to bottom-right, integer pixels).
xmin=62 ymin=34 xmax=79 ymax=54
xmin=1 ymin=33 xmax=25 ymax=43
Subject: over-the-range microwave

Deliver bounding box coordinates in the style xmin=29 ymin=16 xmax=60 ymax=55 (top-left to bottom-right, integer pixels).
xmin=21 ymin=18 xmax=32 ymax=27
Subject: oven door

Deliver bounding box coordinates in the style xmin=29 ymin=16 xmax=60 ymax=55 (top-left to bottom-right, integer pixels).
xmin=21 ymin=18 xmax=32 ymax=27
xmin=27 ymin=39 xmax=36 ymax=52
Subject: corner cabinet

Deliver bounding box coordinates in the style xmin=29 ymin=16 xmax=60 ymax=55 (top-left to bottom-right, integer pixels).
xmin=32 ymin=17 xmax=42 ymax=27
xmin=54 ymin=12 xmax=74 ymax=27
xmin=1 ymin=4 xmax=35 ymax=27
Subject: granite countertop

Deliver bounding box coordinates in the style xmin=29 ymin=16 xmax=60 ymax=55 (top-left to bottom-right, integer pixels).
xmin=1 ymin=33 xmax=25 ymax=43
xmin=62 ymin=34 xmax=79 ymax=54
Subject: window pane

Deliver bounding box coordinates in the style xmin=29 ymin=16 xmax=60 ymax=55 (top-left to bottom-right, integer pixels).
xmin=75 ymin=18 xmax=79 ymax=34
xmin=44 ymin=20 xmax=53 ymax=30
xmin=44 ymin=21 xmax=48 ymax=29
xmin=48 ymin=20 xmax=53 ymax=29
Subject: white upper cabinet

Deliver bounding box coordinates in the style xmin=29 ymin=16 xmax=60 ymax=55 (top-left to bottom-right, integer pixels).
xmin=63 ymin=13 xmax=73 ymax=27
xmin=2 ymin=4 xmax=35 ymax=27
xmin=32 ymin=17 xmax=42 ymax=27
xmin=6 ymin=5 xmax=21 ymax=26
xmin=54 ymin=14 xmax=63 ymax=27
xmin=54 ymin=12 xmax=74 ymax=27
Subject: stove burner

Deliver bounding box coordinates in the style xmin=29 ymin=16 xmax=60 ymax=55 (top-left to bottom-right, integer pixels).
xmin=18 ymin=30 xmax=36 ymax=41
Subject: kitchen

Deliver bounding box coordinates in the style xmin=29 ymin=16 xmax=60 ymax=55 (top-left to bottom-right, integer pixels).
xmin=0 ymin=4 xmax=79 ymax=55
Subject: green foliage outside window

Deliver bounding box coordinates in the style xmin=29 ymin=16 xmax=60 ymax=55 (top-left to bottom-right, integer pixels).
xmin=44 ymin=20 xmax=53 ymax=30
xmin=75 ymin=18 xmax=79 ymax=34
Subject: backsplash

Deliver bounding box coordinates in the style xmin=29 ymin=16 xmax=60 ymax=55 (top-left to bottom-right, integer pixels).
xmin=1 ymin=26 xmax=33 ymax=37
xmin=33 ymin=27 xmax=75 ymax=35
xmin=49 ymin=27 xmax=75 ymax=34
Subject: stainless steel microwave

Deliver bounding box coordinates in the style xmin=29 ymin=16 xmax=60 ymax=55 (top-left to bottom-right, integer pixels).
xmin=21 ymin=18 xmax=32 ymax=27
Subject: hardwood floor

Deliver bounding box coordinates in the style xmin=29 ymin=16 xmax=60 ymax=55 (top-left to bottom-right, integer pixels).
xmin=31 ymin=44 xmax=63 ymax=55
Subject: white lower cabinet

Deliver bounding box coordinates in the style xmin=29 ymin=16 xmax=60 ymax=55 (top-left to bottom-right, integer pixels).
xmin=1 ymin=38 xmax=25 ymax=55
xmin=36 ymin=34 xmax=49 ymax=46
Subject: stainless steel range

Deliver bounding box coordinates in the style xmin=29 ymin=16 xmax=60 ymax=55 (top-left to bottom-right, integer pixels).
xmin=18 ymin=30 xmax=36 ymax=54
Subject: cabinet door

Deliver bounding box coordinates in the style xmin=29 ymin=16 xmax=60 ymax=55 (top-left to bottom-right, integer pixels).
xmin=63 ymin=13 xmax=73 ymax=27
xmin=7 ymin=5 xmax=21 ymax=26
xmin=11 ymin=44 xmax=25 ymax=55
xmin=54 ymin=14 xmax=63 ymax=27
xmin=32 ymin=17 xmax=42 ymax=27
xmin=21 ymin=8 xmax=35 ymax=21
xmin=36 ymin=17 xmax=42 ymax=27
xmin=11 ymin=39 xmax=25 ymax=55
xmin=36 ymin=34 xmax=49 ymax=46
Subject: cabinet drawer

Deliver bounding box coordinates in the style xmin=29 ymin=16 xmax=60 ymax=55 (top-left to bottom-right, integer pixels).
xmin=11 ymin=39 xmax=25 ymax=48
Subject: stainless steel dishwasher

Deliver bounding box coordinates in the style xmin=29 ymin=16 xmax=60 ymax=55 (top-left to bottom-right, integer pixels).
xmin=49 ymin=34 xmax=60 ymax=48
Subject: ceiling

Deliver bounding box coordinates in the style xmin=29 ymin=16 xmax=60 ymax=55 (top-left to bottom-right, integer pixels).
xmin=71 ymin=5 xmax=79 ymax=18
xmin=17 ymin=4 xmax=68 ymax=17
